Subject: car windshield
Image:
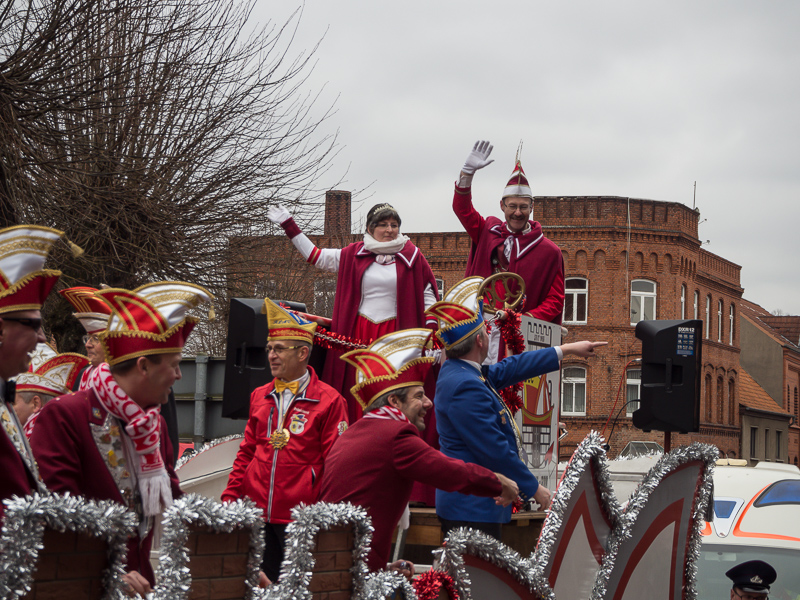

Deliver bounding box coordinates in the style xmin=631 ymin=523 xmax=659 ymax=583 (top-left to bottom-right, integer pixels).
xmin=697 ymin=544 xmax=799 ymax=600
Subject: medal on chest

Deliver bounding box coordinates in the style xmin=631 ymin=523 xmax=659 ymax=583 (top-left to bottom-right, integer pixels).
xmin=289 ymin=412 xmax=308 ymax=435
xmin=269 ymin=428 xmax=291 ymax=449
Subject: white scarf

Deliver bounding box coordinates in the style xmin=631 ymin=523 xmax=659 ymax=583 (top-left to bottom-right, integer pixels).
xmin=363 ymin=233 xmax=409 ymax=264
xmin=89 ymin=363 xmax=172 ymax=517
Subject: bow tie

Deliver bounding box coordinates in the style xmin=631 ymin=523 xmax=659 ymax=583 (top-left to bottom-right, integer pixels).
xmin=274 ymin=379 xmax=300 ymax=395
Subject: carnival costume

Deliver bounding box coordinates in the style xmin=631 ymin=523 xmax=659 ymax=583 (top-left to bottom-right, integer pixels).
xmin=453 ymin=141 xmax=564 ymax=324
xmin=222 ymin=299 xmax=348 ymax=581
xmin=0 ymin=225 xmax=65 ymax=521
xmin=30 ymin=281 xmax=212 ymax=585
xmin=14 ymin=342 xmax=87 ymax=437
xmin=267 ymin=204 xmax=438 ymax=422
xmin=320 ymin=328 xmax=502 ymax=571
xmin=428 ymin=277 xmax=561 ymax=526
xmin=59 ymin=285 xmax=113 ymax=390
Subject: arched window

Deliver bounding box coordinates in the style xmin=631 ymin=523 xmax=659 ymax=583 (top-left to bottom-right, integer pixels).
xmin=729 ymin=304 xmax=735 ymax=345
xmin=630 ymin=280 xmax=656 ymax=325
xmin=681 ymin=285 xmax=686 ymax=319
xmin=693 ymin=291 xmax=699 ymax=319
xmin=564 ymin=278 xmax=588 ymax=324
xmin=561 ymin=367 xmax=587 ymax=415
xmin=728 ymin=379 xmax=736 ymax=425
xmin=717 ymin=299 xmax=723 ymax=343
xmin=705 ymin=296 xmax=711 ymax=339
xmin=705 ymin=374 xmax=713 ymax=422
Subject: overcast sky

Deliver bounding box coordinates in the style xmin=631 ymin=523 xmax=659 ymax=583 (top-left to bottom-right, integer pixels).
xmin=255 ymin=1 xmax=800 ymax=315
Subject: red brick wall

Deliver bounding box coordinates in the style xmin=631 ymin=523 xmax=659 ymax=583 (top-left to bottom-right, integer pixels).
xmin=23 ymin=529 xmax=108 ymax=600
xmin=309 ymin=525 xmax=354 ymax=600
xmin=186 ymin=526 xmax=251 ymax=600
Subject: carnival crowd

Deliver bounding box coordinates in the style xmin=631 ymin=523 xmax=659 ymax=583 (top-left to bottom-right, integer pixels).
xmin=1 ymin=141 xmax=606 ymax=594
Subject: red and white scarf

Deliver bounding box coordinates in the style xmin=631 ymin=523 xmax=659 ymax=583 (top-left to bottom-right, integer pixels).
xmin=89 ymin=363 xmax=172 ymax=517
xmin=363 ymin=405 xmax=410 ymax=423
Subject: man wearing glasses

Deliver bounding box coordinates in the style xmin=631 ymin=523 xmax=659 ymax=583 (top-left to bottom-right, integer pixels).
xmin=452 ymin=141 xmax=565 ymax=338
xmin=0 ymin=225 xmax=66 ymax=522
xmin=726 ymin=560 xmax=776 ymax=600
xmin=222 ymin=299 xmax=348 ymax=583
xmin=59 ymin=287 xmax=112 ymax=389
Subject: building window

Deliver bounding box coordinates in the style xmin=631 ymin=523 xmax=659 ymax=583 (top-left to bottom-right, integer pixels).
xmin=626 ymin=368 xmax=642 ymax=415
xmin=729 ymin=304 xmax=735 ymax=345
xmin=435 ymin=277 xmax=445 ymax=299
xmin=561 ymin=367 xmax=587 ymax=416
xmin=705 ymin=296 xmax=711 ymax=338
xmin=314 ymin=278 xmax=337 ymax=317
xmin=776 ymin=430 xmax=783 ymax=462
xmin=717 ymin=376 xmax=724 ymax=424
xmin=681 ymin=285 xmax=686 ymax=319
xmin=765 ymin=429 xmax=770 ymax=462
xmin=705 ymin=374 xmax=712 ymax=422
xmin=693 ymin=291 xmax=699 ymax=319
xmin=630 ymin=280 xmax=656 ymax=324
xmin=717 ymin=300 xmax=723 ymax=343
xmin=750 ymin=427 xmax=757 ymax=461
xmin=564 ymin=278 xmax=588 ymax=324
xmin=728 ymin=379 xmax=736 ymax=425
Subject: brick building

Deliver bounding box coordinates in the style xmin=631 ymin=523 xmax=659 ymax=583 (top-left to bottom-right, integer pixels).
xmin=247 ymin=190 xmax=781 ymax=462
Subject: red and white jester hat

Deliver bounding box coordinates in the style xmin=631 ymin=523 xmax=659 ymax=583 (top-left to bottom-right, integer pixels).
xmin=15 ymin=343 xmax=88 ymax=397
xmin=96 ymin=282 xmax=213 ymax=365
xmin=0 ymin=225 xmax=65 ymax=314
xmin=340 ymin=328 xmax=437 ymax=410
xmin=58 ymin=286 xmax=113 ymax=334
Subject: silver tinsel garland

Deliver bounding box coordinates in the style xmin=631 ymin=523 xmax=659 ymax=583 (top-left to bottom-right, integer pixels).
xmin=252 ymin=501 xmax=380 ymax=600
xmin=154 ymin=493 xmax=265 ymax=600
xmin=532 ymin=430 xmax=621 ymax=597
xmin=438 ymin=528 xmax=551 ymax=600
xmin=0 ymin=492 xmax=136 ymax=600
xmin=174 ymin=433 xmax=244 ymax=470
xmin=590 ymin=442 xmax=717 ymax=600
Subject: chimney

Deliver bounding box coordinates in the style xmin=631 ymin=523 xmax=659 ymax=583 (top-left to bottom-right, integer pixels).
xmin=324 ymin=190 xmax=351 ymax=237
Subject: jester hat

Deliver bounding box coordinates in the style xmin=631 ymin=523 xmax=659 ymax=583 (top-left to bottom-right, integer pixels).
xmin=425 ymin=276 xmax=485 ymax=350
xmin=262 ymin=298 xmax=317 ymax=344
xmin=0 ymin=226 xmax=64 ymax=314
xmin=14 ymin=342 xmax=88 ymax=396
xmin=340 ymin=328 xmax=436 ymax=410
xmin=59 ymin=286 xmax=113 ymax=334
xmin=96 ymin=282 xmax=213 ymax=365
xmin=502 ymin=160 xmax=533 ymax=199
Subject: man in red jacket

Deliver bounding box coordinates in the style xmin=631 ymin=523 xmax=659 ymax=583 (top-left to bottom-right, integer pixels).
xmin=452 ymin=141 xmax=565 ymax=362
xmin=31 ymin=282 xmax=213 ymax=596
xmin=0 ymin=226 xmax=66 ymax=523
xmin=319 ymin=328 xmax=518 ymax=575
xmin=222 ymin=299 xmax=348 ymax=583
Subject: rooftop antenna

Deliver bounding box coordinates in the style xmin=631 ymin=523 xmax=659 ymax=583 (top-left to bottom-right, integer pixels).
xmin=693 ymin=181 xmax=696 ymax=210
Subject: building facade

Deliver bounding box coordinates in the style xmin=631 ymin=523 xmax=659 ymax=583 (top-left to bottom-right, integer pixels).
xmin=247 ymin=190 xmax=788 ymax=462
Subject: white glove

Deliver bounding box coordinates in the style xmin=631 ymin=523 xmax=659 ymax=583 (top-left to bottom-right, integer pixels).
xmin=461 ymin=140 xmax=494 ymax=174
xmin=267 ymin=204 xmax=291 ymax=225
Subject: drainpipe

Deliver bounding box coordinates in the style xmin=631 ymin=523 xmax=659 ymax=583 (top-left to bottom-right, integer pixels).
xmin=193 ymin=353 xmax=209 ymax=450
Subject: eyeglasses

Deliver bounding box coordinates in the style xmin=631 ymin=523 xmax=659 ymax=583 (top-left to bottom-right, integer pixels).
xmin=503 ymin=201 xmax=531 ymax=213
xmin=2 ymin=317 xmax=43 ymax=331
xmin=733 ymin=588 xmax=768 ymax=600
xmin=82 ymin=334 xmax=101 ymax=344
xmin=266 ymin=345 xmax=303 ymax=355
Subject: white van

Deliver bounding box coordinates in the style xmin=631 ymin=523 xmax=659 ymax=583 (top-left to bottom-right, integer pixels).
xmin=696 ymin=461 xmax=800 ymax=599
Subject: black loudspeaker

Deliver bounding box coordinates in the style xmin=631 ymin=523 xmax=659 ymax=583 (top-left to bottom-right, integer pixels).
xmin=222 ymin=298 xmax=307 ymax=419
xmin=632 ymin=319 xmax=703 ymax=433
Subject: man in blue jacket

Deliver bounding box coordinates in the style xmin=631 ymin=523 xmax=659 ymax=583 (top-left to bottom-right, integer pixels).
xmin=427 ymin=277 xmax=605 ymax=539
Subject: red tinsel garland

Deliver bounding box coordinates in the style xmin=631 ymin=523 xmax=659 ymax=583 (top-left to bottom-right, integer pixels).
xmin=497 ymin=309 xmax=525 ymax=415
xmin=413 ymin=570 xmax=459 ymax=600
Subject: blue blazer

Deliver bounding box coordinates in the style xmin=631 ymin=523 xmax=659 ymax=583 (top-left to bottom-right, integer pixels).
xmin=435 ymin=348 xmax=560 ymax=523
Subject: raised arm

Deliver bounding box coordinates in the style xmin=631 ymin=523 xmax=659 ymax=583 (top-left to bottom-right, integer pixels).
xmin=267 ymin=205 xmax=341 ymax=273
xmin=453 ymin=140 xmax=495 ymax=241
